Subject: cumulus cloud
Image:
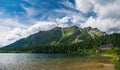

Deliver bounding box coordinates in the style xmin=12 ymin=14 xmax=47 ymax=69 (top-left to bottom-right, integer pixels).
xmin=2 ymin=19 xmax=86 ymax=47
xmin=56 ymin=16 xmax=71 ymax=24
xmin=81 ymin=17 xmax=120 ymax=33
xmin=75 ymin=0 xmax=93 ymax=13
xmin=56 ymin=15 xmax=86 ymax=26
xmin=80 ymin=0 xmax=120 ymax=33
xmin=0 ymin=26 xmax=21 ymax=47
xmin=1 ymin=0 xmax=120 ymax=47
xmin=0 ymin=21 xmax=63 ymax=47
xmin=27 ymin=21 xmax=57 ymax=33
xmin=0 ymin=18 xmax=27 ymax=28
xmin=0 ymin=9 xmax=29 ymax=46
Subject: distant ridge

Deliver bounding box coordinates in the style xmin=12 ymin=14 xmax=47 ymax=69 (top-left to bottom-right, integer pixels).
xmin=3 ymin=26 xmax=106 ymax=49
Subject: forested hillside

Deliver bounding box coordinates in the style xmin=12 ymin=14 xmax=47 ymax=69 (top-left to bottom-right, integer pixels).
xmin=3 ymin=26 xmax=105 ymax=49
xmin=1 ymin=33 xmax=120 ymax=54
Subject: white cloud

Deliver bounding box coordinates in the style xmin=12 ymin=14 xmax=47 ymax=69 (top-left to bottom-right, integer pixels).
xmin=0 ymin=10 xmax=29 ymax=47
xmin=21 ymin=4 xmax=39 ymax=17
xmin=1 ymin=0 xmax=120 ymax=47
xmin=27 ymin=21 xmax=57 ymax=33
xmin=56 ymin=15 xmax=86 ymax=26
xmin=56 ymin=16 xmax=71 ymax=24
xmin=0 ymin=21 xmax=61 ymax=47
xmin=92 ymin=0 xmax=120 ymax=19
xmin=80 ymin=0 xmax=120 ymax=33
xmin=55 ymin=8 xmax=80 ymax=17
xmin=0 ymin=18 xmax=27 ymax=28
xmin=75 ymin=0 xmax=93 ymax=13
xmin=0 ymin=25 xmax=28 ymax=47
xmin=59 ymin=0 xmax=75 ymax=9
xmin=71 ymin=15 xmax=86 ymax=23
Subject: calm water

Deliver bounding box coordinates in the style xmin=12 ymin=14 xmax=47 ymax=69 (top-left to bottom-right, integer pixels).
xmin=0 ymin=53 xmax=113 ymax=70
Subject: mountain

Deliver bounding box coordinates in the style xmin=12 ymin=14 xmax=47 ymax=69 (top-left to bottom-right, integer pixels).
xmin=3 ymin=26 xmax=106 ymax=49
xmin=84 ymin=27 xmax=106 ymax=38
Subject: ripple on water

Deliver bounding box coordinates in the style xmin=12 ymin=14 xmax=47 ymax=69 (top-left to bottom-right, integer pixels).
xmin=0 ymin=53 xmax=114 ymax=70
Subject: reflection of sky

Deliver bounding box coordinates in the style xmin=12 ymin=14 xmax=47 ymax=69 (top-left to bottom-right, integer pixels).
xmin=0 ymin=53 xmax=111 ymax=70
xmin=0 ymin=53 xmax=74 ymax=70
xmin=0 ymin=53 xmax=41 ymax=70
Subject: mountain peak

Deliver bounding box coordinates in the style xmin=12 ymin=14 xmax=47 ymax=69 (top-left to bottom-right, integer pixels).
xmin=84 ymin=27 xmax=99 ymax=31
xmin=71 ymin=25 xmax=78 ymax=28
xmin=3 ymin=26 xmax=106 ymax=49
xmin=51 ymin=27 xmax=62 ymax=31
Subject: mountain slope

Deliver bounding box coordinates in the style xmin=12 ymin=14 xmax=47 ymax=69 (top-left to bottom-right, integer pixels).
xmin=3 ymin=26 xmax=106 ymax=49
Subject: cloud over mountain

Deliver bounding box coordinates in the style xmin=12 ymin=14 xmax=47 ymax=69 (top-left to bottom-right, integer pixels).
xmin=81 ymin=0 xmax=120 ymax=33
xmin=0 ymin=0 xmax=120 ymax=47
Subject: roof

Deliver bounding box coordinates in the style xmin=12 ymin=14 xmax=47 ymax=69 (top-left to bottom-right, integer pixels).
xmin=100 ymin=44 xmax=113 ymax=48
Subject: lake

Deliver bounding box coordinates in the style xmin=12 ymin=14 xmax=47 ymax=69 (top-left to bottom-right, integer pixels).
xmin=0 ymin=53 xmax=114 ymax=70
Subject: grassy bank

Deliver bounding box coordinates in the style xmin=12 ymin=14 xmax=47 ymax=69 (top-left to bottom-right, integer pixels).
xmin=101 ymin=53 xmax=120 ymax=70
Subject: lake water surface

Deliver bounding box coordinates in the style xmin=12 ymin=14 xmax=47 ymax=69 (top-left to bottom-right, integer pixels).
xmin=0 ymin=53 xmax=114 ymax=70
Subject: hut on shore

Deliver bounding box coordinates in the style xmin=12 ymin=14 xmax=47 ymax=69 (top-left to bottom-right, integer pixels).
xmin=99 ymin=44 xmax=114 ymax=51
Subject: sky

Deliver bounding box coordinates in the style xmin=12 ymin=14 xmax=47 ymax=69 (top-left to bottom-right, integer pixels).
xmin=0 ymin=0 xmax=120 ymax=47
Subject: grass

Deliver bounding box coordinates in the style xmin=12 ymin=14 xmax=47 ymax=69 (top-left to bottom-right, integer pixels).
xmin=101 ymin=53 xmax=120 ymax=70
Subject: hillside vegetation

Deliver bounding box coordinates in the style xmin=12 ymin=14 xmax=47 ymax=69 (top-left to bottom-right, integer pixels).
xmin=3 ymin=26 xmax=105 ymax=49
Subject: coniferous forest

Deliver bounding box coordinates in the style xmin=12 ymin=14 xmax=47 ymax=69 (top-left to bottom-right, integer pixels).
xmin=0 ymin=27 xmax=120 ymax=70
xmin=1 ymin=33 xmax=120 ymax=54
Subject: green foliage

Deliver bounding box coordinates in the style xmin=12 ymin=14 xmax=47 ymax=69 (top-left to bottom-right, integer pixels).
xmin=115 ymin=62 xmax=120 ymax=70
xmin=3 ymin=26 xmax=104 ymax=49
xmin=1 ymin=32 xmax=120 ymax=70
xmin=1 ymin=32 xmax=120 ymax=55
xmin=114 ymin=57 xmax=120 ymax=70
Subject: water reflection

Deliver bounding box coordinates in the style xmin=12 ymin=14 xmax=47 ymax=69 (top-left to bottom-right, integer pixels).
xmin=0 ymin=53 xmax=79 ymax=70
xmin=0 ymin=53 xmax=113 ymax=70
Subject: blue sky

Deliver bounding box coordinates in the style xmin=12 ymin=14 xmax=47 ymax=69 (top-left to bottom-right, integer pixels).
xmin=0 ymin=0 xmax=96 ymax=25
xmin=0 ymin=0 xmax=120 ymax=47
